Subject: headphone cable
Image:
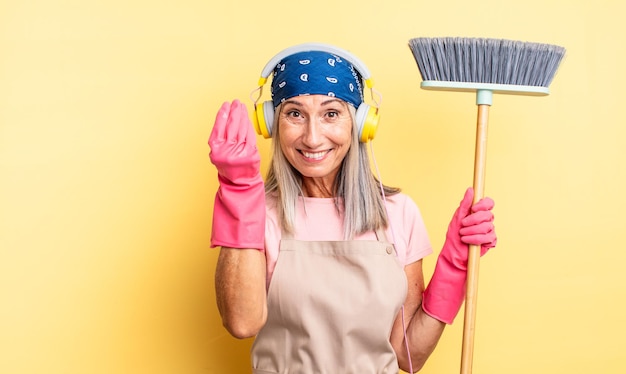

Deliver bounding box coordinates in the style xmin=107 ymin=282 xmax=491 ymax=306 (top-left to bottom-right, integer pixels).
xmin=369 ymin=140 xmax=414 ymax=374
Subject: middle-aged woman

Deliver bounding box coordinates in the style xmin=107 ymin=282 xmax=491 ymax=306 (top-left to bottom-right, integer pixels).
xmin=208 ymin=43 xmax=497 ymax=373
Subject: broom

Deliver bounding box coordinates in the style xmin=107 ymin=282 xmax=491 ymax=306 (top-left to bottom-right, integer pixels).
xmin=407 ymin=37 xmax=565 ymax=374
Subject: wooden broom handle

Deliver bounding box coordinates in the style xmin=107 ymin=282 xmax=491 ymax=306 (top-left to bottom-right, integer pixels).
xmin=460 ymin=103 xmax=490 ymax=374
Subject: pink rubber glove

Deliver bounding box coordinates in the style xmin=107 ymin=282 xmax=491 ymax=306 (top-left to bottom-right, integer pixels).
xmin=422 ymin=187 xmax=497 ymax=324
xmin=209 ymin=100 xmax=265 ymax=250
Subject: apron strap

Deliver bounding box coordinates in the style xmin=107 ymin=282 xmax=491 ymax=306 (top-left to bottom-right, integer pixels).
xmin=374 ymin=227 xmax=389 ymax=243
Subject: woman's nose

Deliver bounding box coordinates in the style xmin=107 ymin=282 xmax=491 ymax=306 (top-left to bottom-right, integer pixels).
xmin=302 ymin=117 xmax=322 ymax=146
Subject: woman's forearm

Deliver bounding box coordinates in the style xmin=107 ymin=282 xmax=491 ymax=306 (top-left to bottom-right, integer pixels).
xmin=215 ymin=247 xmax=268 ymax=339
xmin=400 ymin=307 xmax=446 ymax=372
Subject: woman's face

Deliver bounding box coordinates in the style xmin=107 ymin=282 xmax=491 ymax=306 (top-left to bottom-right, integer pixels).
xmin=278 ymin=95 xmax=353 ymax=185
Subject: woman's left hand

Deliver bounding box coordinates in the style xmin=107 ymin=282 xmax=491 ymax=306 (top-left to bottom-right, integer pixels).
xmin=421 ymin=187 xmax=497 ymax=324
xmin=459 ymin=191 xmax=497 ymax=254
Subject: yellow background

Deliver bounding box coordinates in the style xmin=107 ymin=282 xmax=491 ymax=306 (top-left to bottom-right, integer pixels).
xmin=1 ymin=0 xmax=624 ymax=373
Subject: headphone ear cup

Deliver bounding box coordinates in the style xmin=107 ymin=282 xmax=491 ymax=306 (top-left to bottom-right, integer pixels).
xmin=355 ymin=103 xmax=380 ymax=143
xmin=254 ymin=101 xmax=275 ymax=139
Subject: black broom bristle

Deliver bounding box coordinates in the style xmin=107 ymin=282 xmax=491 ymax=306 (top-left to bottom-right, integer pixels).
xmin=408 ymin=37 xmax=566 ymax=88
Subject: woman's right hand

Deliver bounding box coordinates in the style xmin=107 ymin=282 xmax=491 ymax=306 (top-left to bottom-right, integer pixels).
xmin=209 ymin=100 xmax=265 ymax=250
xmin=209 ymin=100 xmax=261 ymax=184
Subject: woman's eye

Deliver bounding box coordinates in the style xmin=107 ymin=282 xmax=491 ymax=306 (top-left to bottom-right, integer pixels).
xmin=286 ymin=110 xmax=301 ymax=118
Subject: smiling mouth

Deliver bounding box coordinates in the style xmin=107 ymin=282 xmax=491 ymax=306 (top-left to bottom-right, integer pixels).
xmin=300 ymin=150 xmax=330 ymax=160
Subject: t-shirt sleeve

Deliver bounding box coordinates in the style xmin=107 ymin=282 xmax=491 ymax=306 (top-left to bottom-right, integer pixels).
xmin=392 ymin=193 xmax=433 ymax=266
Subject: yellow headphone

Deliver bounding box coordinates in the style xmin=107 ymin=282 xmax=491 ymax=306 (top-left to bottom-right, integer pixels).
xmin=252 ymin=43 xmax=381 ymax=143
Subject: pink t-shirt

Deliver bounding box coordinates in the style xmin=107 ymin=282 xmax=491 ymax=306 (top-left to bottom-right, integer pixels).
xmin=264 ymin=193 xmax=433 ymax=285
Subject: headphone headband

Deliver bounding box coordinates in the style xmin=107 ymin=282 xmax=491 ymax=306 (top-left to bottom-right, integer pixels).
xmin=257 ymin=43 xmax=374 ymax=88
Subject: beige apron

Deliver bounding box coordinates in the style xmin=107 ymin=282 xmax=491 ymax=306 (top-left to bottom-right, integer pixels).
xmin=251 ymin=229 xmax=408 ymax=374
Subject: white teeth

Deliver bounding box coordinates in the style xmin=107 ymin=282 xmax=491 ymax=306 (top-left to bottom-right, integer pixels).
xmin=302 ymin=150 xmax=327 ymax=160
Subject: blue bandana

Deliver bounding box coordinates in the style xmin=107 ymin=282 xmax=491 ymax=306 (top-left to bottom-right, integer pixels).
xmin=271 ymin=51 xmax=364 ymax=108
